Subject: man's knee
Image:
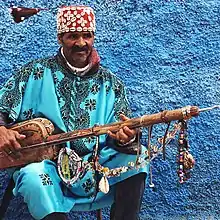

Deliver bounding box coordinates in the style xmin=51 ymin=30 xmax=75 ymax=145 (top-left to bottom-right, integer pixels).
xmin=14 ymin=161 xmax=58 ymax=195
xmin=42 ymin=212 xmax=67 ymax=220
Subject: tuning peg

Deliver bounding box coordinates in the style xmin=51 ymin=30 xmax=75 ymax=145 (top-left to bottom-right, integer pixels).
xmin=9 ymin=6 xmax=48 ymax=23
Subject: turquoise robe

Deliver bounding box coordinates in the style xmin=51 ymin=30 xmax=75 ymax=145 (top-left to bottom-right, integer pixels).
xmin=0 ymin=53 xmax=149 ymax=219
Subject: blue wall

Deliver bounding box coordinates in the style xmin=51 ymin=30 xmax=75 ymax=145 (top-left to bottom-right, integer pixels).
xmin=0 ymin=0 xmax=220 ymax=219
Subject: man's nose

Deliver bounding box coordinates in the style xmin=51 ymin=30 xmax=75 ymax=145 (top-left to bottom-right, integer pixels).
xmin=76 ymin=37 xmax=86 ymax=47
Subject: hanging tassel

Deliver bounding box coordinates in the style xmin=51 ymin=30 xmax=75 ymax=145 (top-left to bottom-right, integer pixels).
xmin=9 ymin=6 xmax=48 ymax=23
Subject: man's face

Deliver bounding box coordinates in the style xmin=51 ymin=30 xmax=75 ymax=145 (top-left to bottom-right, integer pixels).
xmin=58 ymin=31 xmax=95 ymax=68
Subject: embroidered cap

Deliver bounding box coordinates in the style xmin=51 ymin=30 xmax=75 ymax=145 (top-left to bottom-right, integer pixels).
xmin=57 ymin=6 xmax=96 ymax=34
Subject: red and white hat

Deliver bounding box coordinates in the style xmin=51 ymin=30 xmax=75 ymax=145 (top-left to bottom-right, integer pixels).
xmin=57 ymin=6 xmax=96 ymax=34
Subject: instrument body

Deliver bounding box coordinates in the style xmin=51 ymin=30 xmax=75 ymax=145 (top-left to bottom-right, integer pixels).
xmin=0 ymin=118 xmax=59 ymax=169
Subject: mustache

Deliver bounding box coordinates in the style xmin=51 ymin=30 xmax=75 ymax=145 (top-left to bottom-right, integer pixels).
xmin=71 ymin=46 xmax=88 ymax=52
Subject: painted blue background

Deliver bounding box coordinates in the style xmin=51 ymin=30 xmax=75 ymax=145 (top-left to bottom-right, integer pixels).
xmin=0 ymin=0 xmax=220 ymax=219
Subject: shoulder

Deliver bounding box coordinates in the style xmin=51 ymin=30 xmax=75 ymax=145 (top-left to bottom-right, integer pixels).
xmin=98 ymin=65 xmax=125 ymax=88
xmin=19 ymin=56 xmax=57 ymax=71
xmin=14 ymin=56 xmax=57 ymax=80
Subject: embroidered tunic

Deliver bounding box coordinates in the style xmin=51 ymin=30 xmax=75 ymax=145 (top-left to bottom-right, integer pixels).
xmin=0 ymin=52 xmax=149 ymax=219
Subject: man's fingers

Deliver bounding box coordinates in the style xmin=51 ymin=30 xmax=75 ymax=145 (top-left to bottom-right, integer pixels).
xmin=0 ymin=128 xmax=25 ymax=160
xmin=108 ymin=129 xmax=130 ymax=144
xmin=15 ymin=132 xmax=26 ymax=140
xmin=123 ymin=126 xmax=136 ymax=137
xmin=107 ymin=130 xmax=117 ymax=139
xmin=119 ymin=114 xmax=130 ymax=121
xmin=108 ymin=130 xmax=127 ymax=143
xmin=3 ymin=146 xmax=17 ymax=160
xmin=117 ymin=128 xmax=129 ymax=142
xmin=10 ymin=139 xmax=22 ymax=157
xmin=3 ymin=131 xmax=24 ymax=157
xmin=12 ymin=141 xmax=22 ymax=151
xmin=2 ymin=150 xmax=14 ymax=161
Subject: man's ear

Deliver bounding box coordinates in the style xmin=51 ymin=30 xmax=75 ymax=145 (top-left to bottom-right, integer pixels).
xmin=57 ymin=34 xmax=63 ymax=45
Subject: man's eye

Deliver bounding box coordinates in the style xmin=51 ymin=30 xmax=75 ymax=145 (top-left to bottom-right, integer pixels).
xmin=70 ymin=34 xmax=78 ymax=39
xmin=84 ymin=33 xmax=92 ymax=38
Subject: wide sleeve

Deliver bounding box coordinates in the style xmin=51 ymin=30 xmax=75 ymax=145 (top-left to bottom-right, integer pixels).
xmin=105 ymin=77 xmax=132 ymax=124
xmin=0 ymin=63 xmax=33 ymax=122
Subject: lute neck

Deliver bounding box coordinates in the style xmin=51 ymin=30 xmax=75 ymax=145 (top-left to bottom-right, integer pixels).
xmin=19 ymin=106 xmax=199 ymax=151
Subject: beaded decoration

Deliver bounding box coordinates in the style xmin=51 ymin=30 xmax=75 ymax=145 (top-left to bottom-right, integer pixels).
xmin=95 ymin=122 xmax=182 ymax=180
xmin=57 ymin=121 xmax=194 ymax=192
xmin=57 ymin=6 xmax=96 ymax=34
xmin=177 ymin=120 xmax=195 ymax=183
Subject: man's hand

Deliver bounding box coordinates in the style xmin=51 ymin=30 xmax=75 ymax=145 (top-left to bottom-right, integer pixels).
xmin=0 ymin=126 xmax=26 ymax=160
xmin=107 ymin=114 xmax=137 ymax=145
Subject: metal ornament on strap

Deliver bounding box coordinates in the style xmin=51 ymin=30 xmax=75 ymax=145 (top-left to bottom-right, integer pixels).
xmin=57 ymin=147 xmax=84 ymax=186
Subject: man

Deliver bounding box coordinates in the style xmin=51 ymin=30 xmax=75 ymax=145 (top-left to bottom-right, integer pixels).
xmin=0 ymin=6 xmax=148 ymax=220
